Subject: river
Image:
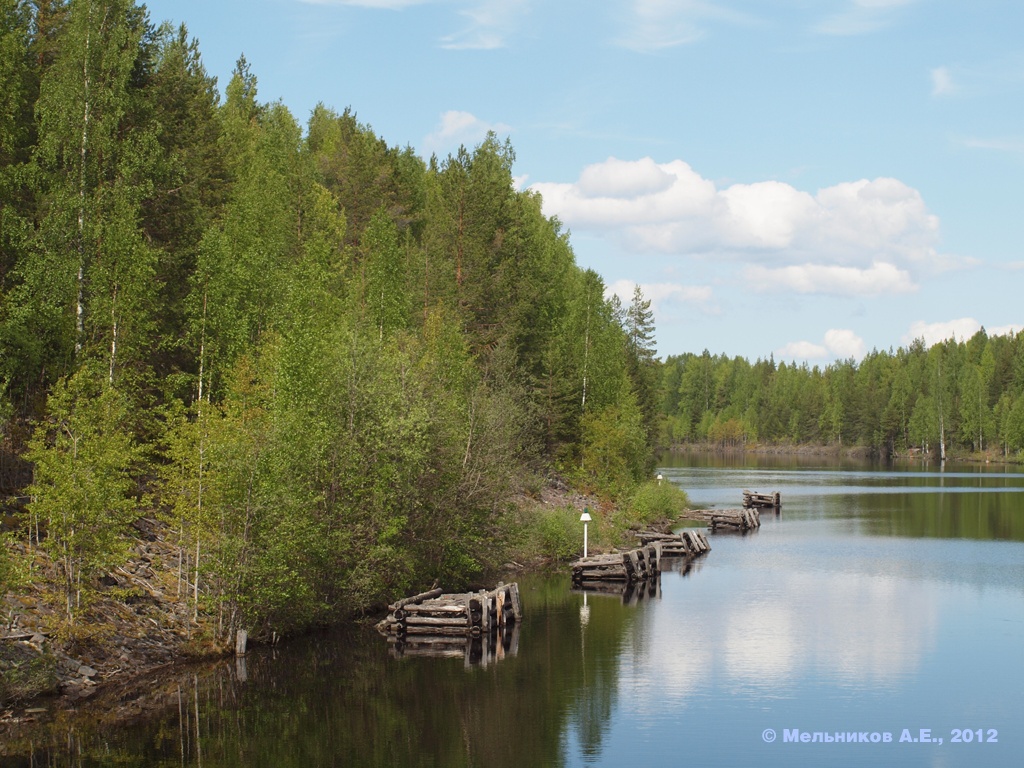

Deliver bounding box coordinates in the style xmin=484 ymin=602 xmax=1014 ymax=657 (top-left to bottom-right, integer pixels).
xmin=4 ymin=455 xmax=1023 ymax=767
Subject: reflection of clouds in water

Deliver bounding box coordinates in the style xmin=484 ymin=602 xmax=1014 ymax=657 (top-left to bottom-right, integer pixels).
xmin=808 ymin=573 xmax=937 ymax=683
xmin=623 ymin=568 xmax=940 ymax=709
xmin=723 ymin=603 xmax=796 ymax=684
xmin=620 ymin=610 xmax=715 ymax=705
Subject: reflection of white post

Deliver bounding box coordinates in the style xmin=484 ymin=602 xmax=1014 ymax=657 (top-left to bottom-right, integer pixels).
xmin=580 ymin=591 xmax=590 ymax=627
xmin=580 ymin=508 xmax=592 ymax=558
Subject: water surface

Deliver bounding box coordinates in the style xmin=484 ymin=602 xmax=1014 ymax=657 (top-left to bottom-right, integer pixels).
xmin=5 ymin=457 xmax=1023 ymax=767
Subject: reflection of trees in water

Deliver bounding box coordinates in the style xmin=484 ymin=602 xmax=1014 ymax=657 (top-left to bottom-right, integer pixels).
xmin=2 ymin=574 xmax=642 ymax=768
xmin=863 ymin=486 xmax=1024 ymax=541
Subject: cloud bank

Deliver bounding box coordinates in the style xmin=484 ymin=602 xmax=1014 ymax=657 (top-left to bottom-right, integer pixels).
xmin=902 ymin=319 xmax=1020 ymax=347
xmin=531 ymin=156 xmax=943 ymax=298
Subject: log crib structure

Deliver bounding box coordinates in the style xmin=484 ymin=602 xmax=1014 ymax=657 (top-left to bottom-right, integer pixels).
xmin=376 ymin=583 xmax=522 ymax=666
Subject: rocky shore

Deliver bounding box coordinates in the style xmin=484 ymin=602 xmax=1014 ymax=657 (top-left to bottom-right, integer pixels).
xmin=1 ymin=516 xmax=221 ymax=719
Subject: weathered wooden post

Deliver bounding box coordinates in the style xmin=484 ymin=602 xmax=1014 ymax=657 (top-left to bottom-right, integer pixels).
xmin=235 ymin=629 xmax=248 ymax=656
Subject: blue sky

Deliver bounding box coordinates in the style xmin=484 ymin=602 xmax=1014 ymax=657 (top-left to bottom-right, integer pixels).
xmin=142 ymin=0 xmax=1024 ymax=363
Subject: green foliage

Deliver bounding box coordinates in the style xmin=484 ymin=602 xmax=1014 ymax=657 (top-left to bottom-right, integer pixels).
xmin=25 ymin=366 xmax=141 ymax=620
xmin=0 ymin=531 xmax=25 ymax=596
xmin=0 ymin=648 xmax=60 ymax=706
xmin=0 ymin=3 xmax=663 ymax=642
xmin=625 ymin=481 xmax=690 ymax=529
xmin=580 ymin=396 xmax=648 ymax=497
xmin=532 ymin=506 xmax=582 ymax=562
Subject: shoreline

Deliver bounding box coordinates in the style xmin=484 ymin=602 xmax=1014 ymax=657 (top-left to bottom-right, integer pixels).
xmin=0 ymin=479 xmax=616 ymax=721
xmin=662 ymin=441 xmax=1021 ymax=465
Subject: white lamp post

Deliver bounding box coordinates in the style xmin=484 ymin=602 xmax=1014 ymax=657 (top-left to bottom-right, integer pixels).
xmin=656 ymin=473 xmax=663 ymax=486
xmin=580 ymin=508 xmax=592 ymax=558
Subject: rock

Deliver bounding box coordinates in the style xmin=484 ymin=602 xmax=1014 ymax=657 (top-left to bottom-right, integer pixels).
xmin=78 ymin=665 xmax=98 ymax=678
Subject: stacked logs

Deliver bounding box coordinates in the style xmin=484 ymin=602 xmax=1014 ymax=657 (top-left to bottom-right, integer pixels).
xmin=743 ymin=489 xmax=781 ymax=509
xmin=686 ymin=508 xmax=761 ymax=531
xmin=634 ymin=530 xmax=711 ymax=556
xmin=571 ymin=542 xmax=662 ymax=587
xmin=376 ymin=583 xmax=522 ymax=664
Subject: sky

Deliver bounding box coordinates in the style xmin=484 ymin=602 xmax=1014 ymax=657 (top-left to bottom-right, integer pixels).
xmin=142 ymin=0 xmax=1024 ymax=364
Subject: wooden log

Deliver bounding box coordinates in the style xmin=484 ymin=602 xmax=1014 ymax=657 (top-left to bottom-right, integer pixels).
xmin=508 ymin=583 xmax=522 ymax=620
xmin=404 ymin=615 xmax=470 ymax=627
xmin=493 ymin=587 xmax=506 ymax=627
xmin=389 ymin=587 xmax=444 ymax=613
xmin=646 ymin=541 xmax=662 ymax=572
xmin=401 ymin=603 xmax=466 ymax=615
xmin=573 ymin=568 xmax=628 ymax=581
xmin=576 ymin=558 xmax=626 ymax=567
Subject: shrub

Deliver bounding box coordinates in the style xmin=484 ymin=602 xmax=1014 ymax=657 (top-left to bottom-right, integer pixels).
xmin=625 ymin=480 xmax=690 ymax=529
xmin=532 ymin=506 xmax=582 ymax=562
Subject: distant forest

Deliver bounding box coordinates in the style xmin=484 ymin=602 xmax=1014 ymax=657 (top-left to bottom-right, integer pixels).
xmin=660 ymin=331 xmax=1024 ymax=459
xmin=0 ymin=1 xmax=660 ymax=636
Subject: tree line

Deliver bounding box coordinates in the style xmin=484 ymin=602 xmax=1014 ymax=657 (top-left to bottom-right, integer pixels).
xmin=0 ymin=1 xmax=660 ymax=639
xmin=660 ymin=330 xmax=1024 ymax=458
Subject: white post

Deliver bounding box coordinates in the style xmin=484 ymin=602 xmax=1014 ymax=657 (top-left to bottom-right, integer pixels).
xmin=580 ymin=509 xmax=592 ymax=558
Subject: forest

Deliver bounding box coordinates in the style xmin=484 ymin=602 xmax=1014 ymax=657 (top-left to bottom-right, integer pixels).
xmin=3 ymin=1 xmax=1023 ymax=654
xmin=0 ymin=1 xmax=665 ymax=642
xmin=660 ymin=330 xmax=1024 ymax=459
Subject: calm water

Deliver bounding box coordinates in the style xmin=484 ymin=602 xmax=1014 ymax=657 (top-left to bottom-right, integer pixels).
xmin=5 ymin=456 xmax=1024 ymax=767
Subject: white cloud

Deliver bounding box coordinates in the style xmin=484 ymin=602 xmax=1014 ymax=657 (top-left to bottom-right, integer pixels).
xmin=531 ymin=157 xmax=943 ymax=298
xmin=776 ymin=340 xmax=828 ymax=361
xmin=777 ymin=329 xmax=866 ymax=362
xmin=615 ymin=0 xmax=757 ymax=52
xmin=744 ymin=262 xmax=916 ymax=296
xmin=930 ymin=66 xmax=955 ymax=96
xmin=824 ymin=328 xmax=867 ymax=359
xmin=422 ymin=110 xmax=511 ymax=157
xmin=964 ymin=137 xmax=1024 ymax=154
xmin=902 ymin=318 xmax=982 ymax=346
xmin=440 ymin=0 xmax=530 ymax=50
xmin=815 ymin=0 xmax=919 ymax=36
xmin=606 ymin=279 xmax=716 ymax=313
xmin=298 ymin=0 xmax=527 ymax=49
xmin=903 ymin=319 xmax=1022 ymax=347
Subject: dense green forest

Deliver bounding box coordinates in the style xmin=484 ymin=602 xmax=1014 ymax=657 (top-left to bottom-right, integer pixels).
xmin=0 ymin=1 xmax=664 ymax=640
xmin=661 ymin=330 xmax=1024 ymax=459
xmin=4 ymin=0 xmax=1021 ymax=650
